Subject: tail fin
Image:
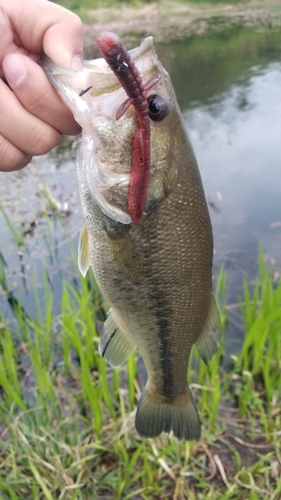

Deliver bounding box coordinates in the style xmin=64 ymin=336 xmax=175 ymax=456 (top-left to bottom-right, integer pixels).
xmin=135 ymin=386 xmax=201 ymax=440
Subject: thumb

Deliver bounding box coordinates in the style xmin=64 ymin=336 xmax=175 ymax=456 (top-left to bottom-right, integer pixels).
xmin=43 ymin=12 xmax=84 ymax=69
xmin=9 ymin=0 xmax=83 ymax=68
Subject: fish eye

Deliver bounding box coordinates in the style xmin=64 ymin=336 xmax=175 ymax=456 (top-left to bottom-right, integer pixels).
xmin=147 ymin=94 xmax=169 ymax=121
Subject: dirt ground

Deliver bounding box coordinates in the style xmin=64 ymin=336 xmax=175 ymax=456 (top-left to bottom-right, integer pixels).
xmin=82 ymin=0 xmax=281 ymax=55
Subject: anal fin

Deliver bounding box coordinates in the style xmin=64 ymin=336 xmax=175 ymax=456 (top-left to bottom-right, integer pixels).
xmin=99 ymin=308 xmax=136 ymax=368
xmin=196 ymin=294 xmax=222 ymax=364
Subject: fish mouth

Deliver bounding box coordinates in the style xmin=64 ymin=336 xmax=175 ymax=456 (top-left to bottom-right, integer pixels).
xmin=42 ymin=36 xmax=169 ymax=226
xmin=42 ymin=36 xmax=156 ymax=94
xmin=95 ymin=32 xmax=163 ymax=225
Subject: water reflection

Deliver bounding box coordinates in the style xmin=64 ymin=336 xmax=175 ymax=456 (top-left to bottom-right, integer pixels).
xmin=185 ymin=62 xmax=281 ymax=350
xmin=0 ymin=146 xmax=80 ymax=325
xmin=1 ymin=26 xmax=281 ymax=348
xmin=186 ymin=62 xmax=281 ymax=266
xmin=157 ymin=26 xmax=281 ymax=110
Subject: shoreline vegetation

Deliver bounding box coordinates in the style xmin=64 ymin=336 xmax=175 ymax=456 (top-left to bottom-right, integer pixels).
xmin=0 ymin=1 xmax=281 ymax=498
xmin=0 ymin=238 xmax=280 ymax=498
xmin=54 ymin=0 xmax=281 ymax=53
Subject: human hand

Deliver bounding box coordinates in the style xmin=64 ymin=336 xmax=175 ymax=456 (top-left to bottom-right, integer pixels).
xmin=0 ymin=0 xmax=83 ymax=171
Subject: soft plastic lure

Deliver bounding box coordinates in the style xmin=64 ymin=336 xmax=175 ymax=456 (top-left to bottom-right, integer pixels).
xmin=96 ymin=32 xmax=159 ymax=224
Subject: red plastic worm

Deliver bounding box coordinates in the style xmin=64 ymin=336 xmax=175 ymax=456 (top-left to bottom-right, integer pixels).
xmin=96 ymin=32 xmax=158 ymax=225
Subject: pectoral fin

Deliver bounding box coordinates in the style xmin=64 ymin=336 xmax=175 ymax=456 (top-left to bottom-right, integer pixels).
xmin=196 ymin=294 xmax=222 ymax=364
xmin=143 ymin=169 xmax=170 ymax=215
xmin=106 ymin=228 xmax=142 ymax=284
xmin=99 ymin=308 xmax=136 ymax=368
xmin=78 ymin=225 xmax=90 ymax=278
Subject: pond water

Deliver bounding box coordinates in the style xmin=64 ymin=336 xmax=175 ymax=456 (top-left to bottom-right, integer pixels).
xmin=1 ymin=25 xmax=281 ymax=351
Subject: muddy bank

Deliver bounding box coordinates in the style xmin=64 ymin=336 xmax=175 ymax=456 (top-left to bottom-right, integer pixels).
xmin=83 ymin=0 xmax=281 ymax=55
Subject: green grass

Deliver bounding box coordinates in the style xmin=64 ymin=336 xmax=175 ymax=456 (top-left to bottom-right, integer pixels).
xmin=0 ymin=240 xmax=280 ymax=498
xmin=52 ymin=0 xmax=255 ymax=22
xmin=53 ymin=0 xmax=254 ymax=8
xmin=0 ymin=203 xmax=25 ymax=247
xmin=183 ymin=0 xmax=252 ymax=4
xmin=52 ymin=0 xmax=137 ymax=19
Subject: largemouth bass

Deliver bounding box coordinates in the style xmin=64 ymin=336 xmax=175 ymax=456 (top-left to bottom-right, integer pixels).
xmin=43 ymin=33 xmax=221 ymax=440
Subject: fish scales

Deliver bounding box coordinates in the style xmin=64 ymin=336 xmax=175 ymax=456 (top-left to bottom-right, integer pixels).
xmin=42 ymin=33 xmax=221 ymax=440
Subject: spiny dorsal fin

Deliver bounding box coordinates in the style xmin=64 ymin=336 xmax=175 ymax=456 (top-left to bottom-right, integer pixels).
xmin=99 ymin=308 xmax=136 ymax=368
xmin=78 ymin=225 xmax=90 ymax=278
xmin=195 ymin=294 xmax=222 ymax=365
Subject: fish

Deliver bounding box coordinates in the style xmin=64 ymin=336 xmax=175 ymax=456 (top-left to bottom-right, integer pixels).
xmin=42 ymin=32 xmax=222 ymax=440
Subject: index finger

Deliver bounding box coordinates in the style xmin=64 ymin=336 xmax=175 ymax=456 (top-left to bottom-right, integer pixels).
xmin=8 ymin=0 xmax=83 ymax=67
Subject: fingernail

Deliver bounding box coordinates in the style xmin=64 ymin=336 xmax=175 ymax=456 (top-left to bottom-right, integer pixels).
xmin=3 ymin=54 xmax=27 ymax=87
xmin=71 ymin=55 xmax=83 ymax=71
